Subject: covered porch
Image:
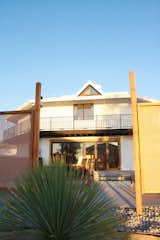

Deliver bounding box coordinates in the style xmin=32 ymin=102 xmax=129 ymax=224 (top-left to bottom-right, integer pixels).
xmin=50 ymin=137 xmax=121 ymax=171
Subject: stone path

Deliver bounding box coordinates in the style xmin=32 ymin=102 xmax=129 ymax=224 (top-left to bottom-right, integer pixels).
xmin=100 ymin=181 xmax=160 ymax=208
xmin=100 ymin=181 xmax=135 ymax=207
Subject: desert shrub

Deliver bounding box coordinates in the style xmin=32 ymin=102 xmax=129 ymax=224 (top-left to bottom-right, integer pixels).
xmin=0 ymin=161 xmax=126 ymax=240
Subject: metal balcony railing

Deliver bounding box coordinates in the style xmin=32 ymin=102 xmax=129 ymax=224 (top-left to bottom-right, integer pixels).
xmin=40 ymin=114 xmax=132 ymax=131
xmin=3 ymin=119 xmax=31 ymax=140
xmin=3 ymin=114 xmax=132 ymax=140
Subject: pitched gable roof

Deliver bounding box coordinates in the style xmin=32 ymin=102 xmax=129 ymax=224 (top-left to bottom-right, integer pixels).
xmin=76 ymin=80 xmax=104 ymax=96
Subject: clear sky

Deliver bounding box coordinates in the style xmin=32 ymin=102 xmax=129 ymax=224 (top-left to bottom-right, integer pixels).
xmin=0 ymin=0 xmax=160 ymax=110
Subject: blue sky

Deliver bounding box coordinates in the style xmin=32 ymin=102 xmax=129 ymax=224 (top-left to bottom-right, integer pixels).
xmin=0 ymin=0 xmax=160 ymax=110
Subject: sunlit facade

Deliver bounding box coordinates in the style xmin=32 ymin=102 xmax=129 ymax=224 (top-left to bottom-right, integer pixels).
xmin=15 ymin=80 xmax=153 ymax=172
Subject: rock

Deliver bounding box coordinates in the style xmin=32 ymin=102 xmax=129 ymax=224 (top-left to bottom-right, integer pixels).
xmin=116 ymin=206 xmax=160 ymax=235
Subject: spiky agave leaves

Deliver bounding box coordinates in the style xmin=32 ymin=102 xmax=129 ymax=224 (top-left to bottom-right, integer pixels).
xmin=0 ymin=162 xmax=126 ymax=240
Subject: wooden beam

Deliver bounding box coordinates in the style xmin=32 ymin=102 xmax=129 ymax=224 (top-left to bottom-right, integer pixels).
xmin=50 ymin=136 xmax=120 ymax=143
xmin=0 ymin=110 xmax=32 ymax=115
xmin=129 ymin=71 xmax=142 ymax=215
xmin=32 ymin=82 xmax=41 ymax=166
xmin=30 ymin=109 xmax=35 ymax=164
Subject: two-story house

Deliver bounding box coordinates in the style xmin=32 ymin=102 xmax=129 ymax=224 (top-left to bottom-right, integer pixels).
xmin=14 ymin=80 xmax=155 ymax=173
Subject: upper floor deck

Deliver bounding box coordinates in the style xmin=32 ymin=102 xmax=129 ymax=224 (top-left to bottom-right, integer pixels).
xmin=40 ymin=114 xmax=132 ymax=131
xmin=3 ymin=114 xmax=132 ymax=140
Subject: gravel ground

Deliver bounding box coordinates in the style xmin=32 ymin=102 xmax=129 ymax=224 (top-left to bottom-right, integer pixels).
xmin=129 ymin=234 xmax=160 ymax=240
xmin=117 ymin=206 xmax=160 ymax=236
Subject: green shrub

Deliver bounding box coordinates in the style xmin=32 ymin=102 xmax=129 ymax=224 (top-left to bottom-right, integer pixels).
xmin=0 ymin=161 xmax=126 ymax=239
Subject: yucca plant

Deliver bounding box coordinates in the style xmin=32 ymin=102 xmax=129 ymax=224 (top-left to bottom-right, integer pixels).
xmin=0 ymin=161 xmax=126 ymax=239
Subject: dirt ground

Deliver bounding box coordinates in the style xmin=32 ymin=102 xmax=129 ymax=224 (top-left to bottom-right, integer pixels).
xmin=129 ymin=234 xmax=160 ymax=240
xmin=0 ymin=232 xmax=159 ymax=240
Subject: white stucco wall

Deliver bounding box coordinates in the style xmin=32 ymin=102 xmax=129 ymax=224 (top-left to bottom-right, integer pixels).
xmin=39 ymin=101 xmax=132 ymax=130
xmin=40 ymin=105 xmax=73 ymax=118
xmin=94 ymin=102 xmax=131 ymax=115
xmin=39 ymin=138 xmax=50 ymax=165
xmin=120 ymin=136 xmax=134 ymax=170
xmin=40 ymin=101 xmax=131 ymax=119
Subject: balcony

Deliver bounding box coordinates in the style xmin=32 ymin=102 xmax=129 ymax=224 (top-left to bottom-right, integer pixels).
xmin=3 ymin=119 xmax=31 ymax=141
xmin=40 ymin=114 xmax=132 ymax=131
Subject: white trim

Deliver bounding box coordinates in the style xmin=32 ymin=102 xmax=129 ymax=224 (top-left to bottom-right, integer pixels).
xmin=15 ymin=80 xmax=158 ymax=110
xmin=75 ymin=80 xmax=104 ymax=96
xmin=16 ymin=93 xmax=158 ymax=111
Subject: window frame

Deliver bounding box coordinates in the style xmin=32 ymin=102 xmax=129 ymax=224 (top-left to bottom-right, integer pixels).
xmin=73 ymin=103 xmax=94 ymax=120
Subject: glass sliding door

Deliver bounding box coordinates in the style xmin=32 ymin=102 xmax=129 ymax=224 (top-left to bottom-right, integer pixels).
xmin=51 ymin=140 xmax=120 ymax=170
xmin=52 ymin=143 xmax=64 ymax=161
xmin=84 ymin=143 xmax=95 ymax=169
xmin=73 ymin=143 xmax=83 ymax=166
xmin=95 ymin=141 xmax=120 ymax=170
xmin=107 ymin=142 xmax=120 ymax=169
xmin=96 ymin=143 xmax=107 ymax=170
xmin=51 ymin=142 xmax=83 ymax=166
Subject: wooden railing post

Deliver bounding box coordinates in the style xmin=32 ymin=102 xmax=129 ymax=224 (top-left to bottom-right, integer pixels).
xmin=129 ymin=71 xmax=142 ymax=215
xmin=32 ymin=82 xmax=41 ymax=166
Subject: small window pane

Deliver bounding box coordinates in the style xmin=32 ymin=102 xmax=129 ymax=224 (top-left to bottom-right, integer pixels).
xmin=83 ymin=104 xmax=94 ymax=120
xmin=74 ymin=105 xmax=83 ymax=120
xmin=74 ymin=104 xmax=94 ymax=120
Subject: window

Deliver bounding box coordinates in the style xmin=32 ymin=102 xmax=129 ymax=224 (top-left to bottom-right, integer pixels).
xmin=79 ymin=85 xmax=101 ymax=96
xmin=74 ymin=104 xmax=94 ymax=120
xmin=51 ymin=142 xmax=83 ymax=165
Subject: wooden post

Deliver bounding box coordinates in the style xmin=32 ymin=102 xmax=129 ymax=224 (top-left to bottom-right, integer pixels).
xmin=129 ymin=71 xmax=142 ymax=215
xmin=32 ymin=82 xmax=41 ymax=166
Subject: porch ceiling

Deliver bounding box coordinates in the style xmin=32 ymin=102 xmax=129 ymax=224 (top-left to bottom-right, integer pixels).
xmin=40 ymin=129 xmax=133 ymax=138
